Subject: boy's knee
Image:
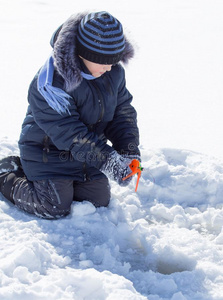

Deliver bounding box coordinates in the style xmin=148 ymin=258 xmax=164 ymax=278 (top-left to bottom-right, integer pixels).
xmin=73 ymin=177 xmax=111 ymax=208
xmin=93 ymin=196 xmax=110 ymax=207
xmin=39 ymin=207 xmax=70 ymax=219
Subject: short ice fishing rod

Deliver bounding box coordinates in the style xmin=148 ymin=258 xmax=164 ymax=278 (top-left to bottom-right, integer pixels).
xmin=122 ymin=159 xmax=144 ymax=192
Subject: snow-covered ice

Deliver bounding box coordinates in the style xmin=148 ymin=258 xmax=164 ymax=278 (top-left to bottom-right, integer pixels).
xmin=1 ymin=140 xmax=223 ymax=299
xmin=1 ymin=0 xmax=223 ymax=299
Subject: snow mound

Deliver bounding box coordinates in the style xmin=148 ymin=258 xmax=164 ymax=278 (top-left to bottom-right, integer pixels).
xmin=1 ymin=139 xmax=223 ymax=299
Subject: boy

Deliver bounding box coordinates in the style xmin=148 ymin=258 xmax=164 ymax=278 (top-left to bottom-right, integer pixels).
xmin=0 ymin=11 xmax=140 ymax=219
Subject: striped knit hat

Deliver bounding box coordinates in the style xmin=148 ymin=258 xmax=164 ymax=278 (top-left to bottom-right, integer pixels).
xmin=76 ymin=11 xmax=125 ymax=65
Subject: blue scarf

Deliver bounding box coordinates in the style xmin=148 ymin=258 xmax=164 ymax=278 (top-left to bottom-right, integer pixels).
xmin=37 ymin=54 xmax=95 ymax=115
xmin=80 ymin=72 xmax=95 ymax=80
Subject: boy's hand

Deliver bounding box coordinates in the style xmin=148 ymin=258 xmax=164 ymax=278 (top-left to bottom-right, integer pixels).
xmin=100 ymin=151 xmax=133 ymax=186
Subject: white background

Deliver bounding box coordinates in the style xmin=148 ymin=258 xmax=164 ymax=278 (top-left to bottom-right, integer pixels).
xmin=0 ymin=0 xmax=223 ymax=160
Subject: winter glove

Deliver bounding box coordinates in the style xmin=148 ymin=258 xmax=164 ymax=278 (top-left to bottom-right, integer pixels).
xmin=100 ymin=151 xmax=133 ymax=186
xmin=121 ymin=154 xmax=141 ymax=163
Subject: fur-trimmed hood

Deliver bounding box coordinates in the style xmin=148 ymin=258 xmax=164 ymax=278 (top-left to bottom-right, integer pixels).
xmin=51 ymin=13 xmax=135 ymax=92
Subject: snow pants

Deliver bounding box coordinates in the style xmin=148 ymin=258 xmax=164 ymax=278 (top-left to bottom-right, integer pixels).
xmin=3 ymin=172 xmax=110 ymax=219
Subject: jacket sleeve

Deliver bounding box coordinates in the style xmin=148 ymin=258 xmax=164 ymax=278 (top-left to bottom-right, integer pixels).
xmin=104 ymin=67 xmax=140 ymax=156
xmin=28 ymin=75 xmax=113 ymax=169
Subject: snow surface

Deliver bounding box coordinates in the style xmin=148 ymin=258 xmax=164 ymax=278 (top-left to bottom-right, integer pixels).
xmin=1 ymin=0 xmax=223 ymax=299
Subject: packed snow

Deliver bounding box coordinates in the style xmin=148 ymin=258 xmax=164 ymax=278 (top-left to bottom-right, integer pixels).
xmin=1 ymin=0 xmax=223 ymax=299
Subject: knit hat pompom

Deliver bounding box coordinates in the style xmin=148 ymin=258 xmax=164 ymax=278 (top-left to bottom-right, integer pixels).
xmin=76 ymin=11 xmax=125 ymax=65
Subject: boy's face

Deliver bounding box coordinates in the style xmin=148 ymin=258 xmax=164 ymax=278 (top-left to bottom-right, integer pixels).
xmin=80 ymin=57 xmax=112 ymax=78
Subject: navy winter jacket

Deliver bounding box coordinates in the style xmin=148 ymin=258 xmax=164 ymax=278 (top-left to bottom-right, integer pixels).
xmin=18 ymin=14 xmax=140 ymax=182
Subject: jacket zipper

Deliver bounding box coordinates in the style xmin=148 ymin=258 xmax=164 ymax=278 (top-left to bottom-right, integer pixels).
xmin=83 ymin=162 xmax=87 ymax=181
xmin=92 ymin=81 xmax=105 ymax=123
xmin=43 ymin=135 xmax=50 ymax=163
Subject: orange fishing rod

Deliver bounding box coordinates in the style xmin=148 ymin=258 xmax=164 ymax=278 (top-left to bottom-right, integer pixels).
xmin=122 ymin=159 xmax=144 ymax=192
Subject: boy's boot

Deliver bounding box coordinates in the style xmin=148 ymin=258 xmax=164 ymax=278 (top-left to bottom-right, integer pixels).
xmin=0 ymin=156 xmax=21 ymax=172
xmin=0 ymin=156 xmax=23 ymax=204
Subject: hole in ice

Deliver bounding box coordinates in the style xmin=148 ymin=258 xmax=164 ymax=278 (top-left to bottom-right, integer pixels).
xmin=155 ymin=246 xmax=197 ymax=275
